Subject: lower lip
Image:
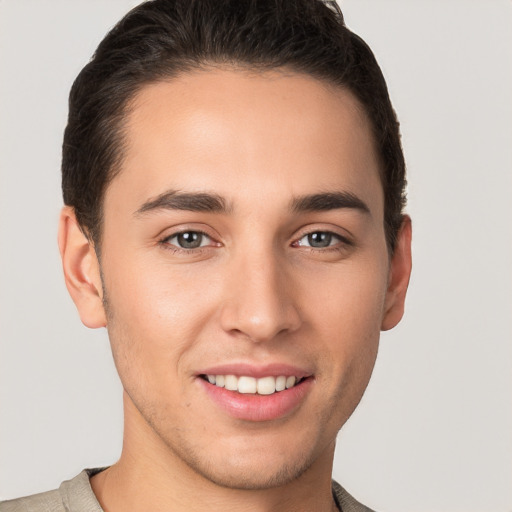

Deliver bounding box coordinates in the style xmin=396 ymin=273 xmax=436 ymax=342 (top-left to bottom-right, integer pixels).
xmin=198 ymin=377 xmax=313 ymax=422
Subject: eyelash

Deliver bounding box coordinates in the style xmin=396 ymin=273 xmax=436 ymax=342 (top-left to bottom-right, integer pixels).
xmin=158 ymin=229 xmax=352 ymax=255
xmin=159 ymin=230 xmax=217 ymax=254
xmin=293 ymin=231 xmax=353 ymax=252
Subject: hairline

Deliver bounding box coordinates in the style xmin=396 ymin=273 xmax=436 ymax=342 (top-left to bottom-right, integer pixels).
xmin=84 ymin=62 xmax=391 ymax=256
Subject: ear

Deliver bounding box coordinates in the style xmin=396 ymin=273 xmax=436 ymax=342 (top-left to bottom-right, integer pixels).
xmin=381 ymin=215 xmax=412 ymax=331
xmin=58 ymin=206 xmax=107 ymax=328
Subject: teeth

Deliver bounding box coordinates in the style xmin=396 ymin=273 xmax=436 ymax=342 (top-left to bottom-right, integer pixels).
xmin=224 ymin=375 xmax=238 ymax=391
xmin=238 ymin=376 xmax=257 ymax=394
xmin=206 ymin=374 xmax=301 ymax=395
xmin=275 ymin=375 xmax=286 ymax=391
xmin=286 ymin=376 xmax=296 ymax=389
xmin=257 ymin=376 xmax=276 ymax=395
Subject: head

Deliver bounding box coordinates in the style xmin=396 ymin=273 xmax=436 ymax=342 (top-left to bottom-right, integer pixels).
xmin=58 ymin=0 xmax=411 ymax=494
xmin=62 ymin=0 xmax=406 ymax=254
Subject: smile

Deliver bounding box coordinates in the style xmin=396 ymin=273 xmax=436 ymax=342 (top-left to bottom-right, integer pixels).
xmin=198 ymin=373 xmax=313 ymax=421
xmin=202 ymin=374 xmax=302 ymax=395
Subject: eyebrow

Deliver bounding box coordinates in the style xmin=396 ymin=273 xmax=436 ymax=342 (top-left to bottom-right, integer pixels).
xmin=135 ymin=190 xmax=231 ymax=216
xmin=290 ymin=191 xmax=370 ymax=214
xmin=135 ymin=189 xmax=370 ymax=217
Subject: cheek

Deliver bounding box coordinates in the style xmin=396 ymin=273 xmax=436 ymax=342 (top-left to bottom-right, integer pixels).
xmin=310 ymin=284 xmax=383 ymax=431
xmin=106 ymin=256 xmax=217 ymax=334
xmin=307 ymin=258 xmax=389 ymax=340
xmin=306 ymin=256 xmax=388 ymax=394
xmin=102 ymin=259 xmax=219 ymax=393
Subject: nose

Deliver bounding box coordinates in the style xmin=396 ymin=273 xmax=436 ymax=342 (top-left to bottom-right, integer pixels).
xmin=219 ymin=249 xmax=302 ymax=343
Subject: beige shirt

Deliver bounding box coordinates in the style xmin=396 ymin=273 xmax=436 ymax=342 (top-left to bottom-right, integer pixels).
xmin=0 ymin=469 xmax=375 ymax=512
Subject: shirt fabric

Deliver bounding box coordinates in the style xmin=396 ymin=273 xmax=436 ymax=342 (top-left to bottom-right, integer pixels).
xmin=0 ymin=468 xmax=375 ymax=512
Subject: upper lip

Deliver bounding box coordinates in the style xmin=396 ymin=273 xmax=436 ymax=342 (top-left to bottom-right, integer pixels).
xmin=196 ymin=363 xmax=313 ymax=380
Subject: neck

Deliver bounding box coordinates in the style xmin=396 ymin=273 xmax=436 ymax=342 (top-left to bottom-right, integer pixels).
xmin=91 ymin=394 xmax=339 ymax=512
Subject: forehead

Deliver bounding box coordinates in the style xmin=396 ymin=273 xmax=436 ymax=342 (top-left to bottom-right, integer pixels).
xmin=107 ymin=68 xmax=382 ymax=216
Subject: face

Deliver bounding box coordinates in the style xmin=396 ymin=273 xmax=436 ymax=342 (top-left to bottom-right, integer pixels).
xmin=72 ymin=69 xmax=408 ymax=489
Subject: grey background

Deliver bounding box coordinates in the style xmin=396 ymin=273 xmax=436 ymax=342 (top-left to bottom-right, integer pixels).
xmin=1 ymin=1 xmax=511 ymax=511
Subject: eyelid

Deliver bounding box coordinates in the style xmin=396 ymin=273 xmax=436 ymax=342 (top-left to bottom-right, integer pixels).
xmin=292 ymin=225 xmax=354 ymax=248
xmin=158 ymin=226 xmax=222 ymax=252
xmin=166 ymin=231 xmax=212 ymax=247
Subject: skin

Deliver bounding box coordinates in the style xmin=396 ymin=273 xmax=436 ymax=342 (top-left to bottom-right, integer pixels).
xmin=58 ymin=69 xmax=412 ymax=512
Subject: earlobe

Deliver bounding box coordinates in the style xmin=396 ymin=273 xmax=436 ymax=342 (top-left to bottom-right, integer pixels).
xmin=58 ymin=206 xmax=107 ymax=329
xmin=381 ymin=216 xmax=412 ymax=331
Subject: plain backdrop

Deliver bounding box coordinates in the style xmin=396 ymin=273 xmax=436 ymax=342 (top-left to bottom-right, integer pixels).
xmin=1 ymin=1 xmax=511 ymax=511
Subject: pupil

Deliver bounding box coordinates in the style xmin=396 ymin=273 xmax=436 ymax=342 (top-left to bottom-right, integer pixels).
xmin=178 ymin=232 xmax=202 ymax=248
xmin=308 ymin=232 xmax=331 ymax=248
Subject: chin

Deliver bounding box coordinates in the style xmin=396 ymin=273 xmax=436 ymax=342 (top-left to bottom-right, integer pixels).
xmin=185 ymin=450 xmax=316 ymax=491
xmin=157 ymin=422 xmax=335 ymax=491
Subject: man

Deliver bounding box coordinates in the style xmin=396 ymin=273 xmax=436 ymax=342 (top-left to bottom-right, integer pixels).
xmin=1 ymin=1 xmax=411 ymax=511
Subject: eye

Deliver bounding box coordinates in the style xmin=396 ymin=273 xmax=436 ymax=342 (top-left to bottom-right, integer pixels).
xmin=164 ymin=231 xmax=212 ymax=249
xmin=295 ymin=231 xmax=346 ymax=249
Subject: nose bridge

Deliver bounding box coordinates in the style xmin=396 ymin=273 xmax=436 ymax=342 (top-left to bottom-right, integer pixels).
xmin=220 ymin=243 xmax=301 ymax=342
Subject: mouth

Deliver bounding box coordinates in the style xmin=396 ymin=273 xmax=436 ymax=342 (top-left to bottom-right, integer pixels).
xmin=199 ymin=374 xmax=307 ymax=395
xmin=197 ymin=369 xmax=313 ymax=421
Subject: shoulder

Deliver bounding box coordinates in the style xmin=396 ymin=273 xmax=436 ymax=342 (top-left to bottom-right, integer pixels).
xmin=0 ymin=489 xmax=64 ymax=512
xmin=0 ymin=469 xmax=104 ymax=512
xmin=332 ymin=480 xmax=377 ymax=512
